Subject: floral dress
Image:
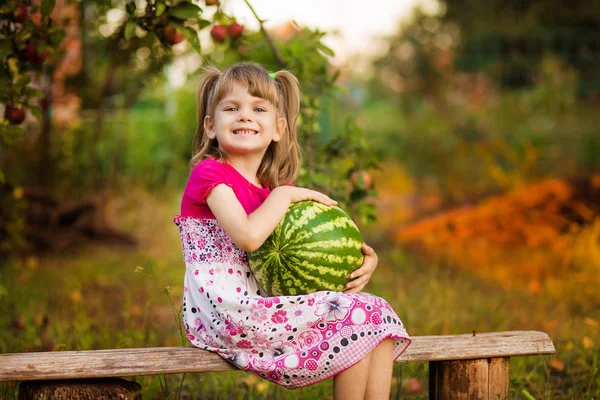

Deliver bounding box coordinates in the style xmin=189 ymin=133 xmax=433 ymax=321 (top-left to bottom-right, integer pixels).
xmin=175 ymin=159 xmax=411 ymax=389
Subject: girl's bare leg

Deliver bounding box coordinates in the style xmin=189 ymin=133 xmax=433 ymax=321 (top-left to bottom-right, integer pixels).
xmin=333 ymin=350 xmax=372 ymax=400
xmin=365 ymin=338 xmax=394 ymax=400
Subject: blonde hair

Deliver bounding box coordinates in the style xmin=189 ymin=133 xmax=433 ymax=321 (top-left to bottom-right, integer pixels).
xmin=190 ymin=62 xmax=301 ymax=189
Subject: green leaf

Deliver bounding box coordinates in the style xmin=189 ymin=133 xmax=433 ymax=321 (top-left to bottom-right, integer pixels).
xmin=0 ymin=41 xmax=11 ymax=60
xmin=15 ymin=29 xmax=33 ymax=42
xmin=15 ymin=75 xmax=31 ymax=89
xmin=41 ymin=0 xmax=55 ymax=17
xmin=198 ymin=19 xmax=211 ymax=30
xmin=29 ymin=106 xmax=42 ymax=121
xmin=48 ymin=30 xmax=66 ymax=47
xmin=318 ymin=43 xmax=335 ymax=57
xmin=156 ymin=3 xmax=167 ymax=17
xmin=24 ymin=87 xmax=44 ymax=99
xmin=171 ymin=22 xmax=201 ymax=53
xmin=124 ymin=20 xmax=138 ymax=39
xmin=170 ymin=2 xmax=201 ymax=20
xmin=125 ymin=1 xmax=136 ymax=15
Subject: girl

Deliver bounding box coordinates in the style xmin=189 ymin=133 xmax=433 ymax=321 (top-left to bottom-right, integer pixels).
xmin=174 ymin=62 xmax=411 ymax=399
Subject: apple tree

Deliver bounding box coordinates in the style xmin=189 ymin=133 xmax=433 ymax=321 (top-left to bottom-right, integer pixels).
xmin=0 ymin=0 xmax=378 ymax=254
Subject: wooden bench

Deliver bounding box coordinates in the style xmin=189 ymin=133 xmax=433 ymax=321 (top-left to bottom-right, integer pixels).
xmin=0 ymin=330 xmax=555 ymax=399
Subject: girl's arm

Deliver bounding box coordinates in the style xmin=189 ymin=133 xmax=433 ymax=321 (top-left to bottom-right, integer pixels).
xmin=206 ymin=184 xmax=337 ymax=252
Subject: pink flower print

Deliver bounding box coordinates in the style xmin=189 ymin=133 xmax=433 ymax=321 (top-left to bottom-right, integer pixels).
xmin=307 ymin=298 xmax=315 ymax=306
xmin=249 ymin=304 xmax=268 ymax=322
xmin=315 ymin=294 xmax=353 ymax=322
xmin=252 ymin=357 xmax=274 ymax=371
xmin=289 ymin=305 xmax=307 ymax=324
xmin=238 ymin=340 xmax=253 ymax=349
xmin=271 ymin=310 xmax=288 ymax=324
xmin=217 ymin=329 xmax=235 ymax=347
xmin=268 ymin=341 xmax=296 ymax=358
xmin=297 ymin=329 xmax=322 ymax=349
xmin=228 ymin=268 xmax=233 ymax=274
xmin=250 ymin=330 xmax=270 ymax=347
xmin=185 ymin=328 xmax=195 ymax=342
xmin=223 ymin=315 xmax=245 ymax=336
xmin=194 ymin=318 xmax=206 ymax=334
xmin=257 ymin=297 xmax=280 ymax=308
xmin=285 ymin=324 xmax=292 ymax=331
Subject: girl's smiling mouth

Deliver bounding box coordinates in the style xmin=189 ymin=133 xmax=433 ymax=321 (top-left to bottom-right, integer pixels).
xmin=233 ymin=129 xmax=258 ymax=135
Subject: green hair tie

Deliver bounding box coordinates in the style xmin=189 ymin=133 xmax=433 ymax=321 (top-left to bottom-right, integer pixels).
xmin=268 ymin=72 xmax=276 ymax=79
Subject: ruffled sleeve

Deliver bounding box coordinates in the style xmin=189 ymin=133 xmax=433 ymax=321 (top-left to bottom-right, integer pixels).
xmin=185 ymin=159 xmax=233 ymax=206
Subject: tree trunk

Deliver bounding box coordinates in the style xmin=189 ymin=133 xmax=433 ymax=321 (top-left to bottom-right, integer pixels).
xmin=18 ymin=378 xmax=142 ymax=400
xmin=429 ymin=357 xmax=510 ymax=400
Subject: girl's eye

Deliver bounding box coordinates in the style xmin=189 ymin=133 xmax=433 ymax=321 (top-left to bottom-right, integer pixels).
xmin=255 ymin=107 xmax=266 ymax=112
xmin=224 ymin=107 xmax=237 ymax=111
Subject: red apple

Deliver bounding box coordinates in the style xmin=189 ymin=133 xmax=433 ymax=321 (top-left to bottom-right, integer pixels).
xmin=350 ymin=170 xmax=373 ymax=190
xmin=164 ymin=26 xmax=185 ymax=45
xmin=14 ymin=5 xmax=28 ymax=23
xmin=227 ymin=22 xmax=244 ymax=38
xmin=25 ymin=42 xmax=48 ymax=64
xmin=205 ymin=0 xmax=219 ymax=5
xmin=210 ymin=25 xmax=227 ymax=43
xmin=401 ymin=378 xmax=422 ymax=395
xmin=5 ymin=105 xmax=26 ymax=125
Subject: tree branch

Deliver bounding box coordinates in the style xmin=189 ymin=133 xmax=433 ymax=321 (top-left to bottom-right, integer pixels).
xmin=243 ymin=0 xmax=287 ymax=69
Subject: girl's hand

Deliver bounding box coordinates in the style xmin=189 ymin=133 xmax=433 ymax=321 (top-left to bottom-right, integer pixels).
xmin=274 ymin=186 xmax=337 ymax=207
xmin=344 ymin=244 xmax=378 ymax=293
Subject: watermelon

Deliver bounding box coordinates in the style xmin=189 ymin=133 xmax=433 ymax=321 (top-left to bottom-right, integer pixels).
xmin=248 ymin=201 xmax=364 ymax=296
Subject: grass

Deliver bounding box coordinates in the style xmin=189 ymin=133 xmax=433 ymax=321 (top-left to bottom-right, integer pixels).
xmin=1 ymin=187 xmax=598 ymax=399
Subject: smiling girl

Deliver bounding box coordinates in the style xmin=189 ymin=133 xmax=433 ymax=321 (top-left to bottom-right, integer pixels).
xmin=175 ymin=62 xmax=411 ymax=399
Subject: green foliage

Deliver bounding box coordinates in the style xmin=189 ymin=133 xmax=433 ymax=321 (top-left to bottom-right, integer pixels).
xmin=0 ymin=0 xmax=62 ymax=140
xmin=366 ymin=56 xmax=600 ymax=202
xmin=441 ymin=0 xmax=600 ymax=89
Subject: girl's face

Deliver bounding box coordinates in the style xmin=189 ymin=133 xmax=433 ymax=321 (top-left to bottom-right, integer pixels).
xmin=204 ymin=81 xmax=286 ymax=161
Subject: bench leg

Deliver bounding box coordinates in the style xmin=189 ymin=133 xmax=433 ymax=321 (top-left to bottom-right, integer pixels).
xmin=429 ymin=357 xmax=510 ymax=400
xmin=18 ymin=378 xmax=142 ymax=400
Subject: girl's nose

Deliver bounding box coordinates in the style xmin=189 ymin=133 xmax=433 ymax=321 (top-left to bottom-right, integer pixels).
xmin=238 ymin=107 xmax=253 ymax=121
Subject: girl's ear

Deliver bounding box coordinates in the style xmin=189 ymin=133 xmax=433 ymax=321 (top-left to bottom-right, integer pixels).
xmin=273 ymin=117 xmax=286 ymax=142
xmin=204 ymin=115 xmax=215 ymax=139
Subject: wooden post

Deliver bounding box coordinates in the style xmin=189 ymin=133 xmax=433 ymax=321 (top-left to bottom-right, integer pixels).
xmin=18 ymin=378 xmax=142 ymax=400
xmin=429 ymin=357 xmax=510 ymax=400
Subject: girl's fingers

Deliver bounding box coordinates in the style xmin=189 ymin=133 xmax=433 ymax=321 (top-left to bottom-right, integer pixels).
xmin=362 ymin=243 xmax=374 ymax=255
xmin=345 ymin=281 xmax=366 ymax=293
xmin=314 ymin=191 xmax=336 ymax=205
xmin=345 ymin=274 xmax=368 ymax=290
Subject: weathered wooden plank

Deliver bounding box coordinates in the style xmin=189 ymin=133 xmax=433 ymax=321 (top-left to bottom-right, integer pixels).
xmin=0 ymin=331 xmax=554 ymax=382
xmin=399 ymin=330 xmax=554 ymax=362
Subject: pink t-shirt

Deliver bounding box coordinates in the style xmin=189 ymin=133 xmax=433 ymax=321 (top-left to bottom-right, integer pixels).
xmin=180 ymin=158 xmax=271 ymax=219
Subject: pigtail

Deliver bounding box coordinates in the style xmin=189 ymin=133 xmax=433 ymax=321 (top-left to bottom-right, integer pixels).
xmin=190 ymin=66 xmax=222 ymax=167
xmin=259 ymin=70 xmax=302 ymax=187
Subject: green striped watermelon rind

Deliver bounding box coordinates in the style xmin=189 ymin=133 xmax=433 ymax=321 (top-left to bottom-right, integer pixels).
xmin=248 ymin=201 xmax=364 ymax=296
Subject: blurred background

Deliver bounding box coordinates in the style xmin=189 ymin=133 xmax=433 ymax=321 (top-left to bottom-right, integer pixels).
xmin=1 ymin=0 xmax=599 ymax=398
